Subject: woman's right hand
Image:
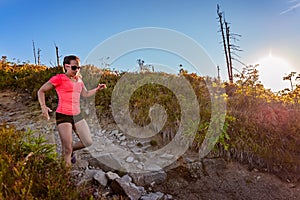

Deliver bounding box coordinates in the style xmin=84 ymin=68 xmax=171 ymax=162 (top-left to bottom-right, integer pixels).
xmin=41 ymin=105 xmax=52 ymax=120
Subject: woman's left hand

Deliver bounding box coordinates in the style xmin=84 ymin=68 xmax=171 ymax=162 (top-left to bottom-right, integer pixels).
xmin=97 ymin=83 xmax=107 ymax=91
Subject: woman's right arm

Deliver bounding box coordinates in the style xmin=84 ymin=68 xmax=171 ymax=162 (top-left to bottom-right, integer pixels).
xmin=37 ymin=81 xmax=54 ymax=120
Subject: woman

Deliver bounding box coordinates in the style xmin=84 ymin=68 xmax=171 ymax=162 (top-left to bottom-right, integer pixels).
xmin=38 ymin=55 xmax=106 ymax=166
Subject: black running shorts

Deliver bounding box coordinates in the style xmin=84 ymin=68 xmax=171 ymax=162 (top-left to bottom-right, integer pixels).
xmin=55 ymin=112 xmax=83 ymax=126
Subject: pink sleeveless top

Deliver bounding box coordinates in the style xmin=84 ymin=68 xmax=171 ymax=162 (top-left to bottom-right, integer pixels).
xmin=49 ymin=74 xmax=84 ymax=115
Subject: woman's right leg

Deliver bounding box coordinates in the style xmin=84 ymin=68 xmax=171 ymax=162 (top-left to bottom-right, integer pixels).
xmin=57 ymin=122 xmax=73 ymax=166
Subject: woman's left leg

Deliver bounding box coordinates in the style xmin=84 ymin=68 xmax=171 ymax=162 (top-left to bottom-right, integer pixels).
xmin=57 ymin=122 xmax=73 ymax=166
xmin=72 ymin=119 xmax=93 ymax=151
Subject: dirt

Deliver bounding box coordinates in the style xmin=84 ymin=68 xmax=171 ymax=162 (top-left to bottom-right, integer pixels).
xmin=154 ymin=158 xmax=300 ymax=200
xmin=1 ymin=89 xmax=300 ymax=200
xmin=0 ymin=89 xmax=39 ymax=124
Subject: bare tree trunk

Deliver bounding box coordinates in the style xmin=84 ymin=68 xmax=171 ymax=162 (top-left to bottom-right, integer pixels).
xmin=37 ymin=48 xmax=41 ymax=65
xmin=217 ymin=65 xmax=220 ymax=81
xmin=55 ymin=45 xmax=60 ymax=67
xmin=225 ymin=22 xmax=233 ymax=83
xmin=137 ymin=59 xmax=144 ymax=71
xmin=32 ymin=40 xmax=37 ymax=65
xmin=217 ymin=5 xmax=230 ymax=83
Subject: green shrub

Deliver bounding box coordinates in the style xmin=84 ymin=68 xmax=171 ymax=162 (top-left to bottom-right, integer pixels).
xmin=0 ymin=125 xmax=93 ymax=200
xmin=225 ymin=84 xmax=300 ymax=181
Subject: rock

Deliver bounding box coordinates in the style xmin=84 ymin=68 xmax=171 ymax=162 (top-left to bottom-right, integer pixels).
xmin=110 ymin=177 xmax=146 ymax=200
xmin=119 ymin=135 xmax=126 ymax=141
xmin=106 ymin=171 xmax=121 ymax=181
xmin=84 ymin=169 xmax=99 ymax=177
xmin=76 ymin=169 xmax=99 ymax=186
xmin=137 ymin=163 xmax=144 ymax=170
xmin=121 ymin=174 xmax=132 ymax=182
xmin=116 ymin=132 xmax=124 ymax=138
xmin=96 ymin=130 xmax=103 ymax=136
xmin=111 ymin=129 xmax=119 ymax=136
xmin=126 ymin=156 xmax=134 ymax=163
xmin=73 ymin=159 xmax=89 ymax=170
xmin=88 ymin=154 xmax=124 ymax=172
xmin=130 ymin=171 xmax=167 ymax=187
xmin=160 ymin=153 xmax=174 ymax=160
xmin=163 ymin=194 xmax=173 ymax=200
xmin=144 ymin=163 xmax=162 ymax=172
xmin=141 ymin=144 xmax=152 ymax=151
xmin=140 ymin=192 xmax=164 ymax=200
xmin=131 ymin=147 xmax=143 ymax=155
xmin=184 ymin=157 xmax=196 ymax=163
xmin=93 ymin=170 xmax=108 ymax=187
xmin=95 ymin=147 xmax=104 ymax=152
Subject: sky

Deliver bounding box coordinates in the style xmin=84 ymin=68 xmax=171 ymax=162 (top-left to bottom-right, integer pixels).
xmin=1 ymin=0 xmax=300 ymax=91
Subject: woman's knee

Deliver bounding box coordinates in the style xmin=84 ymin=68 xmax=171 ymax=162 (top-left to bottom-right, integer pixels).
xmin=84 ymin=138 xmax=93 ymax=147
xmin=63 ymin=145 xmax=73 ymax=155
xmin=75 ymin=120 xmax=93 ymax=147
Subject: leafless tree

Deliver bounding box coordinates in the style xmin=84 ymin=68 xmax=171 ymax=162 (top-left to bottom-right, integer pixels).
xmin=32 ymin=40 xmax=37 ymax=65
xmin=217 ymin=4 xmax=242 ymax=83
xmin=37 ymin=48 xmax=41 ymax=65
xmin=283 ymin=72 xmax=297 ymax=91
xmin=54 ymin=43 xmax=61 ymax=68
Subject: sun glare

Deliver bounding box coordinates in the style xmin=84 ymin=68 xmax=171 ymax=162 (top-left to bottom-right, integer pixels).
xmin=256 ymin=54 xmax=295 ymax=92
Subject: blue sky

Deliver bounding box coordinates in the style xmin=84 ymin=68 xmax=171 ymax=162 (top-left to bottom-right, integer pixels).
xmin=1 ymin=0 xmax=300 ymax=90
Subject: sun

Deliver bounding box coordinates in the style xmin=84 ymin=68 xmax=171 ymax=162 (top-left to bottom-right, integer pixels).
xmin=256 ymin=53 xmax=295 ymax=92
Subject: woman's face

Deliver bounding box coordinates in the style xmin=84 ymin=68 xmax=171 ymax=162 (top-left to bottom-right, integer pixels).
xmin=66 ymin=59 xmax=81 ymax=76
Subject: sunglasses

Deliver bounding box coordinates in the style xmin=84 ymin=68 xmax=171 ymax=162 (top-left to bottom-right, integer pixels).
xmin=70 ymin=66 xmax=81 ymax=70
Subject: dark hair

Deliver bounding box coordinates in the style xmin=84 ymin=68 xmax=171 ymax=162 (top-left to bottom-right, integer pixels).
xmin=62 ymin=55 xmax=80 ymax=72
xmin=63 ymin=55 xmax=80 ymax=66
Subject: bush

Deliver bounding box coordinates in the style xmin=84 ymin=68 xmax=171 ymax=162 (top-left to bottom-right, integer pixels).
xmin=0 ymin=125 xmax=93 ymax=200
xmin=225 ymin=85 xmax=300 ymax=182
xmin=2 ymin=61 xmax=300 ymax=183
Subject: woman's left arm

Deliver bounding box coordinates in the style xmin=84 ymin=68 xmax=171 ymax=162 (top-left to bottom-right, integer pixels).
xmin=81 ymin=83 xmax=106 ymax=98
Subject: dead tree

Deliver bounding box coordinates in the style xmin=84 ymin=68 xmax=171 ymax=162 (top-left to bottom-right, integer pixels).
xmin=32 ymin=40 xmax=37 ymax=65
xmin=225 ymin=21 xmax=233 ymax=82
xmin=217 ymin=5 xmax=230 ymax=82
xmin=37 ymin=48 xmax=41 ymax=65
xmin=217 ymin=4 xmax=242 ymax=84
xmin=54 ymin=43 xmax=60 ymax=67
xmin=217 ymin=65 xmax=220 ymax=81
xmin=137 ymin=59 xmax=145 ymax=71
xmin=283 ymin=72 xmax=297 ymax=91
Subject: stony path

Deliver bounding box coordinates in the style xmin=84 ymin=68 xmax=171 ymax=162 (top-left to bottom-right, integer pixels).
xmin=0 ymin=89 xmax=178 ymax=173
xmin=0 ymin=89 xmax=178 ymax=199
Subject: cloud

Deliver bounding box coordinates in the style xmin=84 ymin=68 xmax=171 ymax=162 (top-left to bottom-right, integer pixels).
xmin=280 ymin=1 xmax=300 ymax=15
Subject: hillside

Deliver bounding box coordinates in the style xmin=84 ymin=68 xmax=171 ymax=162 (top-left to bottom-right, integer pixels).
xmin=1 ymin=89 xmax=300 ymax=200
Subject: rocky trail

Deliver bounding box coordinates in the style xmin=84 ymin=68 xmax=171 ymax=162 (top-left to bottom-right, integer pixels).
xmin=1 ymin=89 xmax=300 ymax=200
